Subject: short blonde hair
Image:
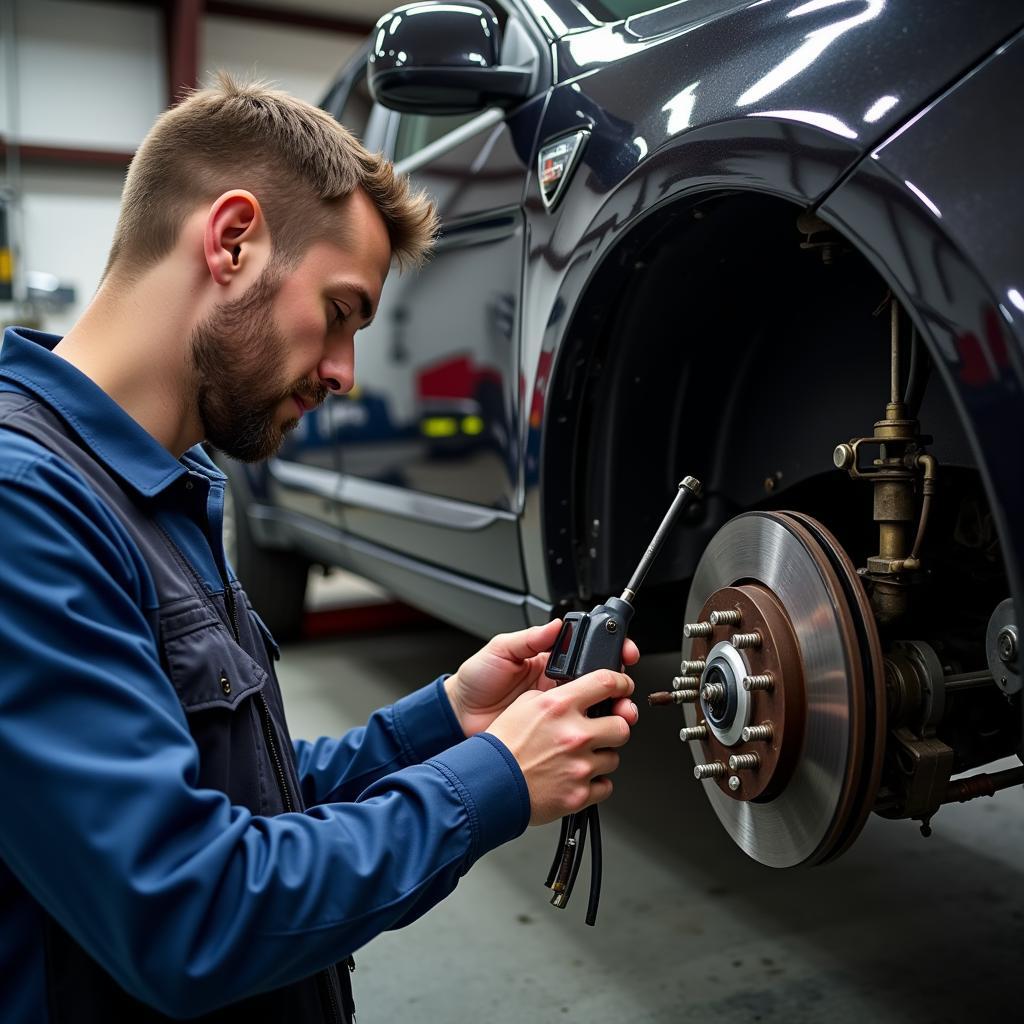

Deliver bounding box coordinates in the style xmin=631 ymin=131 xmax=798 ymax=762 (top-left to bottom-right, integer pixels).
xmin=106 ymin=72 xmax=437 ymax=279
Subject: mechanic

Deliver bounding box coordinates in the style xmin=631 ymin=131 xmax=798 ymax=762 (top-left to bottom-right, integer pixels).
xmin=0 ymin=75 xmax=639 ymax=1023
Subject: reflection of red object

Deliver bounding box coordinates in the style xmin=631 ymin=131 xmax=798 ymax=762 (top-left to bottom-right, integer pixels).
xmin=303 ymin=600 xmax=433 ymax=638
xmin=955 ymin=306 xmax=1011 ymax=388
xmin=957 ymin=331 xmax=990 ymax=387
xmin=529 ymin=351 xmax=553 ymax=429
xmin=541 ymin=157 xmax=560 ymax=185
xmin=417 ymin=355 xmax=501 ymax=399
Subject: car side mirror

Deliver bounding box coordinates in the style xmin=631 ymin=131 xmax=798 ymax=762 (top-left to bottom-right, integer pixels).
xmin=368 ymin=1 xmax=532 ymax=115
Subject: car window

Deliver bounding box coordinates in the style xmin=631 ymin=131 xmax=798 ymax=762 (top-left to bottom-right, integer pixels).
xmin=393 ymin=112 xmax=479 ymax=164
xmin=337 ymin=69 xmax=373 ymax=141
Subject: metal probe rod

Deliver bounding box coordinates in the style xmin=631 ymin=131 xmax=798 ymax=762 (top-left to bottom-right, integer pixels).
xmin=621 ymin=477 xmax=702 ymax=603
xmin=891 ymin=296 xmax=900 ymax=405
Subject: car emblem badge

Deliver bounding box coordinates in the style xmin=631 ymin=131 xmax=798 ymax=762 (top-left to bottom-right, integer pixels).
xmin=538 ymin=130 xmax=589 ymax=211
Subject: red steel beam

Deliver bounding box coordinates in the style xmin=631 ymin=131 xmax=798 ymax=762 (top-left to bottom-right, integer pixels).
xmin=0 ymin=141 xmax=134 ymax=168
xmin=204 ymin=1 xmax=373 ymax=36
xmin=166 ymin=0 xmax=203 ymax=105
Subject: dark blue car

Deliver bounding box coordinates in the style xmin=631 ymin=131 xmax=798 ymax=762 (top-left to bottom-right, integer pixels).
xmin=223 ymin=0 xmax=1024 ymax=868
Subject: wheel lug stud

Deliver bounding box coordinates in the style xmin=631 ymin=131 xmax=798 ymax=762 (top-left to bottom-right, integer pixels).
xmin=701 ymin=682 xmax=727 ymax=704
xmin=742 ymin=673 xmax=775 ymax=692
xmin=672 ymin=674 xmax=701 ymax=690
xmin=710 ymin=609 xmax=741 ymax=626
xmin=683 ymin=621 xmax=713 ymax=638
xmin=731 ymin=631 xmax=762 ymax=650
xmin=741 ymin=723 xmax=774 ymax=742
xmin=679 ymin=724 xmax=708 ymax=742
xmin=728 ymin=775 xmax=741 ymax=792
xmin=649 ymin=689 xmax=698 ymax=706
xmin=680 ymin=659 xmax=706 ymax=674
xmin=694 ymin=761 xmax=726 ymax=780
xmin=728 ymin=753 xmax=761 ymax=771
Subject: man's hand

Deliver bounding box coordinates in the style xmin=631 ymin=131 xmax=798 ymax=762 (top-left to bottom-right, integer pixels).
xmin=486 ymin=669 xmax=638 ymax=825
xmin=444 ymin=619 xmax=640 ymax=738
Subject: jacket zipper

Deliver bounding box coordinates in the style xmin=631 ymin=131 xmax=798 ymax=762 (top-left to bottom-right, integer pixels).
xmin=256 ymin=693 xmax=296 ymax=814
xmin=321 ymin=965 xmax=346 ymax=1024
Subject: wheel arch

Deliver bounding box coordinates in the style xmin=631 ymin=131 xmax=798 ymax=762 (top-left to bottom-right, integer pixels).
xmin=522 ymin=118 xmax=871 ymax=616
xmin=529 ymin=144 xmax=1017 ymax=652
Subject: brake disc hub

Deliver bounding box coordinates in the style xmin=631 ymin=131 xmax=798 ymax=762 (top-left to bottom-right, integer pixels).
xmin=690 ymin=584 xmax=805 ymax=802
xmin=681 ymin=511 xmax=885 ymax=867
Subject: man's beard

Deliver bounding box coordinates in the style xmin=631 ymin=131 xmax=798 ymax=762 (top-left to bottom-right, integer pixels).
xmin=189 ymin=267 xmax=328 ymax=463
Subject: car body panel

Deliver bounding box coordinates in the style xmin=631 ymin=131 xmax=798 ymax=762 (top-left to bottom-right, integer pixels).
xmin=239 ymin=0 xmax=1024 ymax=646
xmin=517 ymin=0 xmax=1024 ymax=604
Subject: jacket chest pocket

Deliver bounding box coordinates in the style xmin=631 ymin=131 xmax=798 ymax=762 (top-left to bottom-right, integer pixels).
xmin=161 ymin=614 xmax=290 ymax=815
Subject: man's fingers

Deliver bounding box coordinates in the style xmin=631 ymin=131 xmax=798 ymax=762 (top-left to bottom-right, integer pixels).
xmin=590 ymin=712 xmax=633 ymax=749
xmin=608 ymin=696 xmax=639 ymax=725
xmin=491 ymin=619 xmax=563 ymax=663
xmin=587 ymin=776 xmax=614 ymax=807
xmin=562 ymin=668 xmax=634 ymax=710
xmin=591 ymin=749 xmax=621 ymax=777
xmin=622 ymin=638 xmax=640 ymax=666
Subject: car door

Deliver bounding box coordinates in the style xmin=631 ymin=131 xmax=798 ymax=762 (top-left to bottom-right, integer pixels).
xmin=333 ymin=3 xmax=546 ymax=594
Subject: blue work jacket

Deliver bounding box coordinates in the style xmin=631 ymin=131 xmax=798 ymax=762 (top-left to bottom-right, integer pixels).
xmin=0 ymin=327 xmax=530 ymax=1021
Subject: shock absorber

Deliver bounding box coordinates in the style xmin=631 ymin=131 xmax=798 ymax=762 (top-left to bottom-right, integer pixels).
xmin=832 ymin=295 xmax=937 ymax=624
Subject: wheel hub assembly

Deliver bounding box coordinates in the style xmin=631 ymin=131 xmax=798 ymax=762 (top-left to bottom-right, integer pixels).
xmin=680 ymin=511 xmax=886 ymax=867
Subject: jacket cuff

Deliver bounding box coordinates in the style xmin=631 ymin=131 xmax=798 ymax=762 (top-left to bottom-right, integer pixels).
xmin=427 ymin=733 xmax=530 ymax=859
xmin=390 ymin=675 xmax=466 ymax=765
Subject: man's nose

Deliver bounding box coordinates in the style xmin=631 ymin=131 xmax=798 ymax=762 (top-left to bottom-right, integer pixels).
xmin=318 ymin=338 xmax=355 ymax=394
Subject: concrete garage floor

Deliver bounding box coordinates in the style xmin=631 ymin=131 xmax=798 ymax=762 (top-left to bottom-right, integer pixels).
xmin=280 ymin=581 xmax=1024 ymax=1023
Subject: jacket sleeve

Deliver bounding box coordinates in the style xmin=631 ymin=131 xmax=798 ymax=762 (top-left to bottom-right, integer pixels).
xmin=291 ymin=677 xmax=468 ymax=806
xmin=0 ymin=450 xmax=530 ymax=1019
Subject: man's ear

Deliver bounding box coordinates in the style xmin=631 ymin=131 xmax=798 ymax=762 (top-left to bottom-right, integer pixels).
xmin=203 ymin=190 xmax=270 ymax=286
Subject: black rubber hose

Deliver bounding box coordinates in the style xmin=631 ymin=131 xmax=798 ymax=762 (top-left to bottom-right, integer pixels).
xmin=902 ymin=323 xmax=930 ymax=416
xmin=546 ymin=815 xmax=571 ymax=889
xmin=585 ymin=805 xmax=603 ymax=927
xmin=563 ymin=812 xmax=589 ymax=905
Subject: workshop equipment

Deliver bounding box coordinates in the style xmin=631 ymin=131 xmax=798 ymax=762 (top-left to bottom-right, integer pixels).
xmin=544 ymin=476 xmax=702 ymax=925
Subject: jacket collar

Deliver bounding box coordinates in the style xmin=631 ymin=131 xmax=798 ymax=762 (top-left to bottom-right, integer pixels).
xmin=0 ymin=326 xmax=201 ymax=499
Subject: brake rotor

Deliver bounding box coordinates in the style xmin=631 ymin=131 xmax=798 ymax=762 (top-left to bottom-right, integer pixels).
xmin=681 ymin=510 xmax=885 ymax=867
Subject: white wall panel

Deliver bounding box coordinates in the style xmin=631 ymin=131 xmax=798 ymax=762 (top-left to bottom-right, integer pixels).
xmin=12 ymin=0 xmax=164 ymax=151
xmin=202 ymin=15 xmax=360 ymax=106
xmin=18 ymin=165 xmax=124 ymax=334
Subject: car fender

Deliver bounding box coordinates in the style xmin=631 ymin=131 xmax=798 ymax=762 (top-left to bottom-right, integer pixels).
xmin=519 ymin=1 xmax=1024 ymax=607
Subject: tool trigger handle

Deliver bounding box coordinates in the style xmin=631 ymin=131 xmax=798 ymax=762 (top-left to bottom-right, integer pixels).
xmin=544 ymin=612 xmax=589 ymax=681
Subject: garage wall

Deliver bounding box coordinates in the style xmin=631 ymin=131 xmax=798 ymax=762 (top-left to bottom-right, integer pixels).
xmin=203 ymin=15 xmax=359 ymax=106
xmin=7 ymin=0 xmax=165 ymax=151
xmin=0 ymin=0 xmax=362 ymax=335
